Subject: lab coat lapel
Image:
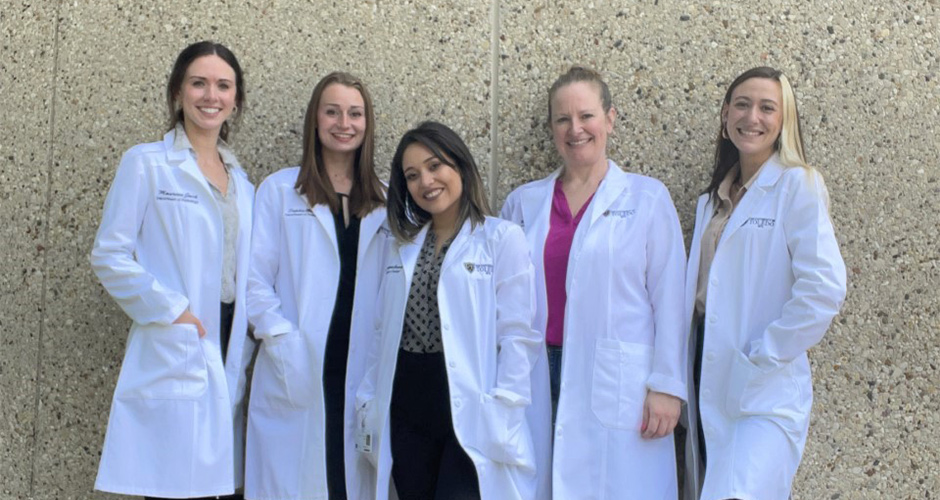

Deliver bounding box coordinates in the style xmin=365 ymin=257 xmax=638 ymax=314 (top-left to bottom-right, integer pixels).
xmin=586 ymin=160 xmax=630 ymax=228
xmin=358 ymin=208 xmax=385 ymax=264
xmin=398 ymin=226 xmax=427 ymax=289
xmin=717 ymin=156 xmax=785 ymax=248
xmin=311 ymin=203 xmax=339 ymax=258
xmin=165 ymin=131 xmax=218 ymax=202
xmin=441 ymin=220 xmax=474 ymax=273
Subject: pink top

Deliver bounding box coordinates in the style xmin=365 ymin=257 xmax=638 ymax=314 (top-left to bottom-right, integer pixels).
xmin=543 ymin=179 xmax=594 ymax=346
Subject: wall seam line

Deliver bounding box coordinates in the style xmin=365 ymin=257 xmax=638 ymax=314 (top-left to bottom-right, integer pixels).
xmin=489 ymin=0 xmax=500 ymax=209
xmin=29 ymin=0 xmax=63 ymax=495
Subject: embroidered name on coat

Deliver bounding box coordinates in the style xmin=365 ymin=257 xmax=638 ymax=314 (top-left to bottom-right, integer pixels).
xmin=157 ymin=190 xmax=199 ymax=204
xmin=285 ymin=208 xmax=315 ymax=217
xmin=603 ymin=209 xmax=636 ymax=218
xmin=385 ymin=264 xmax=404 ymax=274
xmin=745 ymin=217 xmax=776 ymax=228
xmin=464 ymin=262 xmax=494 ymax=275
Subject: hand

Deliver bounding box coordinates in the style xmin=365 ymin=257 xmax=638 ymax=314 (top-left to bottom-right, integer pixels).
xmin=641 ymin=390 xmax=681 ymax=439
xmin=173 ymin=309 xmax=207 ymax=338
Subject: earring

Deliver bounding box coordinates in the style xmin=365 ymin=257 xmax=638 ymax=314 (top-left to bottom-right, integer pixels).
xmin=721 ymin=122 xmax=729 ymax=139
xmin=232 ymin=105 xmax=238 ymax=116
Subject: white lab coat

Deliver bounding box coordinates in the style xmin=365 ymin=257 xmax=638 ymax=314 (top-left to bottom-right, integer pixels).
xmin=356 ymin=217 xmax=546 ymax=500
xmin=501 ymin=160 xmax=687 ymax=500
xmin=244 ymin=167 xmax=389 ymax=500
xmin=681 ymin=155 xmax=847 ymax=500
xmin=89 ymin=129 xmax=255 ymax=498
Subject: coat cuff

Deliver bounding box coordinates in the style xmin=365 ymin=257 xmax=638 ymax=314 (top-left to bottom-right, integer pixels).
xmin=646 ymin=373 xmax=688 ymax=402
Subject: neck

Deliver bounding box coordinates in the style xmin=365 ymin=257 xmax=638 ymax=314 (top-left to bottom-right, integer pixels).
xmin=183 ymin=121 xmax=221 ymax=156
xmin=323 ymin=151 xmax=355 ymax=194
xmin=562 ymin=157 xmax=608 ymax=187
xmin=738 ymin=150 xmax=772 ymax=185
xmin=431 ymin=210 xmax=460 ymax=243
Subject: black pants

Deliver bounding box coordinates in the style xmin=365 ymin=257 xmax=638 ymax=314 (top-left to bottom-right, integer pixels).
xmin=390 ymin=350 xmax=480 ymax=500
xmin=693 ymin=320 xmax=707 ymax=467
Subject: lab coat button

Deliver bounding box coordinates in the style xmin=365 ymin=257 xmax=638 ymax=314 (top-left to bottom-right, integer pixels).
xmin=443 ymin=323 xmax=450 ymax=331
xmin=708 ymin=315 xmax=717 ymax=324
xmin=705 ymin=351 xmax=716 ymax=362
xmin=448 ymin=360 xmax=456 ymax=368
xmin=703 ymin=389 xmax=711 ymax=400
xmin=454 ymin=399 xmax=461 ymax=408
xmin=709 ymin=278 xmax=719 ymax=287
xmin=555 ymin=427 xmax=563 ymax=437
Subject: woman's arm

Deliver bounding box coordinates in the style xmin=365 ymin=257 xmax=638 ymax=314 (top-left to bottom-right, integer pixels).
xmin=89 ymin=149 xmax=189 ymax=325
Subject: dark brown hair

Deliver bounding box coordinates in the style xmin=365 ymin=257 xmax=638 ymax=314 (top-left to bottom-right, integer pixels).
xmin=294 ymin=72 xmax=385 ymax=216
xmin=387 ymin=121 xmax=491 ymax=243
xmin=165 ymin=41 xmax=245 ymax=142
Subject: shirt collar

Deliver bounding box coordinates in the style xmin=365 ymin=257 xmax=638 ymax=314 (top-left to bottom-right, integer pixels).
xmin=172 ymin=123 xmax=238 ymax=170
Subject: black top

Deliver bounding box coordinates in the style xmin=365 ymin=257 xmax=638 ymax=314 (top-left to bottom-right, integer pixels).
xmin=323 ymin=202 xmax=361 ymax=383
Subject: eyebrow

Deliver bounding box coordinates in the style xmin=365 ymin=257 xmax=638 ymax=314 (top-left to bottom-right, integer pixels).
xmin=323 ymin=103 xmax=365 ymax=109
xmin=187 ymin=75 xmax=234 ymax=84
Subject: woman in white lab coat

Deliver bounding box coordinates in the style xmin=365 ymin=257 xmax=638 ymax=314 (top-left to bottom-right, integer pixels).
xmin=90 ymin=41 xmax=254 ymax=499
xmin=244 ymin=72 xmax=388 ymax=500
xmin=500 ymin=66 xmax=687 ymax=499
xmin=356 ymin=121 xmax=544 ymax=500
xmin=682 ymin=66 xmax=847 ymax=500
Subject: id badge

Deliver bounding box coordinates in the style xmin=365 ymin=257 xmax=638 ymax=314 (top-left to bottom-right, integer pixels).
xmin=356 ymin=430 xmax=373 ymax=453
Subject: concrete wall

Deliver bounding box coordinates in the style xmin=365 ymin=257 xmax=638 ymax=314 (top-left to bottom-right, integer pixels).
xmin=1 ymin=1 xmax=937 ymax=498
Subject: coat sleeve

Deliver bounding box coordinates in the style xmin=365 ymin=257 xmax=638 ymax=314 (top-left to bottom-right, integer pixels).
xmin=89 ymin=150 xmax=189 ymax=325
xmin=499 ymin=188 xmax=523 ymax=225
xmin=246 ymin=177 xmax=296 ymax=340
xmin=750 ymin=169 xmax=847 ymax=367
xmin=490 ymin=223 xmax=543 ymax=406
xmin=644 ymin=184 xmax=689 ymax=402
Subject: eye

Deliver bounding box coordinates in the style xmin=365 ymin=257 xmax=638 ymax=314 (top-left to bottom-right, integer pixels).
xmin=404 ymin=171 xmax=418 ymax=182
xmin=219 ymin=82 xmax=231 ymax=91
xmin=192 ymin=80 xmax=205 ymax=88
xmin=761 ymin=104 xmax=777 ymax=113
xmin=428 ymin=161 xmax=442 ymax=171
xmin=581 ymin=113 xmax=594 ymax=120
xmin=325 ymin=109 xmax=337 ymax=116
xmin=734 ymin=101 xmax=749 ymax=109
xmin=351 ymin=111 xmax=363 ymax=118
xmin=554 ymin=117 xmax=570 ymax=124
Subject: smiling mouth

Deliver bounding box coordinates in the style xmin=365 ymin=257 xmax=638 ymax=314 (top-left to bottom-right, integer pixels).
xmin=737 ymin=128 xmax=764 ymax=137
xmin=199 ymin=107 xmax=221 ymax=115
xmin=423 ymin=188 xmax=443 ymax=200
xmin=332 ymin=133 xmax=356 ymax=141
xmin=568 ymin=138 xmax=592 ymax=147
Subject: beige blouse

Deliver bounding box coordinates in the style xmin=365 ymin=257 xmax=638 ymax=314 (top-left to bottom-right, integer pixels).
xmin=694 ymin=163 xmax=761 ymax=320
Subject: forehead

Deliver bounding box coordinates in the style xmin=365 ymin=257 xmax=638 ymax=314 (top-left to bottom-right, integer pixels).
xmin=402 ymin=143 xmax=435 ymax=166
xmin=731 ymin=77 xmax=781 ymax=102
xmin=320 ymin=83 xmax=365 ymax=106
xmin=551 ymin=81 xmax=603 ymax=110
xmin=185 ymin=54 xmax=235 ymax=80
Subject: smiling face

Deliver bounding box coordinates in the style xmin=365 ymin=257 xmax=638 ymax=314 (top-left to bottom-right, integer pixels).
xmin=722 ymin=77 xmax=783 ymax=167
xmin=178 ymin=54 xmax=237 ymax=136
xmin=402 ymin=143 xmax=464 ymax=231
xmin=316 ymin=83 xmax=367 ymax=155
xmin=550 ymin=81 xmax=615 ymax=172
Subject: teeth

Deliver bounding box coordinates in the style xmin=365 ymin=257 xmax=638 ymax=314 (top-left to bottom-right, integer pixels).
xmin=200 ymin=107 xmax=220 ymax=114
xmin=424 ymin=188 xmax=443 ymax=200
xmin=569 ymin=138 xmax=590 ymax=146
xmin=738 ymin=129 xmax=762 ymax=137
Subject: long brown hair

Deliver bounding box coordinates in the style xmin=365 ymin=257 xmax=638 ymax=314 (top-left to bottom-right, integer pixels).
xmin=705 ymin=66 xmax=808 ymax=201
xmin=387 ymin=121 xmax=491 ymax=243
xmin=294 ymin=72 xmax=385 ymax=216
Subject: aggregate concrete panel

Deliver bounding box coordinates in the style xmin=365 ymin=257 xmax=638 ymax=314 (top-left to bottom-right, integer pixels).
xmin=497 ymin=1 xmax=940 ymax=498
xmin=31 ymin=1 xmax=493 ymax=498
xmin=0 ymin=2 xmax=58 ymax=498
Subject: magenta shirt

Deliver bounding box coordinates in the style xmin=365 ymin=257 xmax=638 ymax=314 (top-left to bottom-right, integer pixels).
xmin=543 ymin=179 xmax=594 ymax=346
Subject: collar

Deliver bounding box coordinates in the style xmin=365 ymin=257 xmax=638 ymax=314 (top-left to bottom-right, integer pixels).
xmin=171 ymin=123 xmax=238 ymax=170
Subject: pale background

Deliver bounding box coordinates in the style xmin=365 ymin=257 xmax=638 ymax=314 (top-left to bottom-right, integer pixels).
xmin=1 ymin=0 xmax=937 ymax=498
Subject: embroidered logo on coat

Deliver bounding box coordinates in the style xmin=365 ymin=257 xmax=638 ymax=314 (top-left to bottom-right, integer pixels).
xmin=385 ymin=264 xmax=404 ymax=274
xmin=464 ymin=262 xmax=494 ymax=275
xmin=744 ymin=217 xmax=775 ymax=228
xmin=156 ymin=189 xmax=199 ymax=204
xmin=603 ymin=209 xmax=636 ymax=218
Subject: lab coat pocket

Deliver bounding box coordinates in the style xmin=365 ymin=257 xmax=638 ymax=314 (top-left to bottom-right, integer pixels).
xmin=725 ymin=351 xmax=797 ymax=419
xmin=116 ymin=323 xmax=207 ymax=400
xmin=591 ymin=339 xmax=653 ymax=430
xmin=262 ymin=330 xmax=315 ymax=409
xmin=475 ymin=394 xmax=535 ymax=472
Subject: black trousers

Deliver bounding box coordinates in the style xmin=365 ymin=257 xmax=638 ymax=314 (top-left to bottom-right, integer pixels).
xmin=390 ymin=350 xmax=481 ymax=500
xmin=693 ymin=320 xmax=707 ymax=467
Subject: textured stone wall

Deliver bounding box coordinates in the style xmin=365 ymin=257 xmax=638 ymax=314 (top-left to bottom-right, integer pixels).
xmin=1 ymin=1 xmax=937 ymax=499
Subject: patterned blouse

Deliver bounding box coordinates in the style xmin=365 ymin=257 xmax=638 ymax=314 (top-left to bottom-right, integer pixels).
xmin=400 ymin=230 xmax=453 ymax=354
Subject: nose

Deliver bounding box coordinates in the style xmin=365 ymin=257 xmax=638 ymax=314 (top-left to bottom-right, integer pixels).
xmin=338 ymin=113 xmax=349 ymax=128
xmin=419 ymin=169 xmax=434 ymax=187
xmin=205 ymin=84 xmax=218 ymax=101
xmin=746 ymin=105 xmax=760 ymax=122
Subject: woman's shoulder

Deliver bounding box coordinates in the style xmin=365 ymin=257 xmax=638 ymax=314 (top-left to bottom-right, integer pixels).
xmin=258 ymin=166 xmax=301 ymax=189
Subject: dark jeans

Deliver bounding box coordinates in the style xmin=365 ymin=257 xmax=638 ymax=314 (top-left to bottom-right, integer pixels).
xmin=390 ymin=350 xmax=480 ymax=500
xmin=547 ymin=345 xmax=563 ymax=426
